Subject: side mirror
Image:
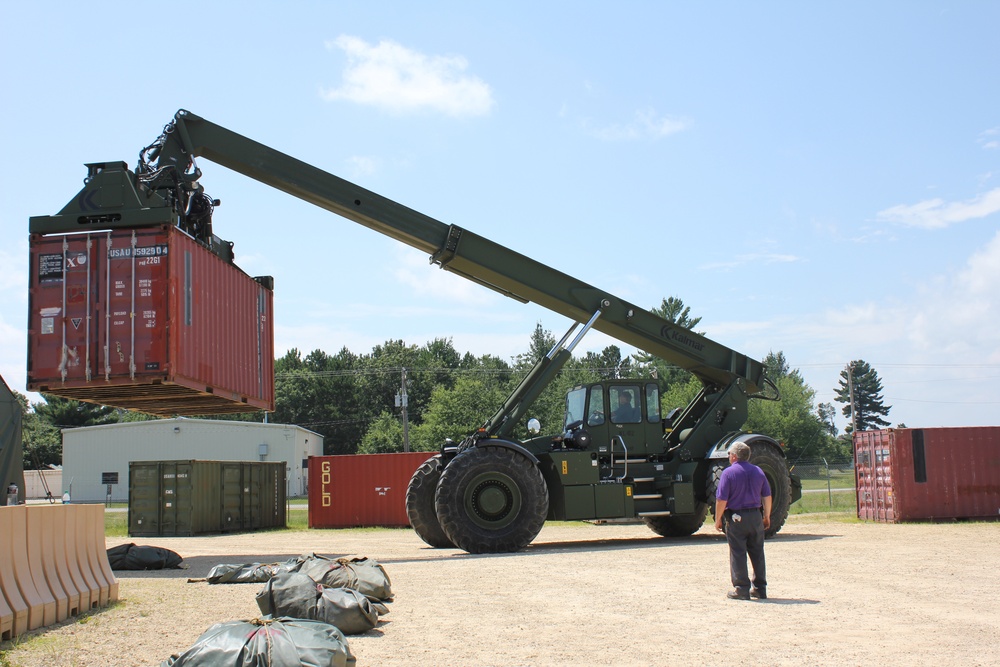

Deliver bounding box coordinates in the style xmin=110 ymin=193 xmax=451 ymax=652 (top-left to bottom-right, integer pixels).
xmin=527 ymin=418 xmax=541 ymax=435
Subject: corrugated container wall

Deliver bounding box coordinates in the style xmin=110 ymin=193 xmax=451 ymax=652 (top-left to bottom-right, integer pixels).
xmin=129 ymin=460 xmax=286 ymax=537
xmin=309 ymin=453 xmax=435 ymax=528
xmin=27 ymin=225 xmax=274 ymax=415
xmin=854 ymin=427 xmax=1000 ymax=522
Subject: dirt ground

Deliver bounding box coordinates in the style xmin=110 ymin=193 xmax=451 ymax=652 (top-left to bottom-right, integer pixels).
xmin=2 ymin=515 xmax=998 ymax=666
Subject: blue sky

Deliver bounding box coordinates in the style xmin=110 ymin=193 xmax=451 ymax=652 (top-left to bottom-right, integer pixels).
xmin=2 ymin=1 xmax=999 ymax=433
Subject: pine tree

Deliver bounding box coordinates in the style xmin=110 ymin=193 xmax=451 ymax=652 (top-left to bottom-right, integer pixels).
xmin=834 ymin=360 xmax=891 ymax=433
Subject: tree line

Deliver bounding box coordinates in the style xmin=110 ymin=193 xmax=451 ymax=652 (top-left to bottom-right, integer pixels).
xmin=17 ymin=297 xmax=891 ymax=468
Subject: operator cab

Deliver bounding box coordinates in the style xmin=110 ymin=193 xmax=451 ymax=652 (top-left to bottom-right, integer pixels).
xmin=560 ymin=381 xmax=663 ymax=458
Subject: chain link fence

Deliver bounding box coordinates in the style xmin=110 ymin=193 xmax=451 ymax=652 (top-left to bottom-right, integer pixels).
xmin=787 ymin=456 xmax=857 ymax=512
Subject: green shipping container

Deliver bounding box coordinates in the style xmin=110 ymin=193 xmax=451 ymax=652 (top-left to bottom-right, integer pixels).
xmin=128 ymin=460 xmax=286 ymax=537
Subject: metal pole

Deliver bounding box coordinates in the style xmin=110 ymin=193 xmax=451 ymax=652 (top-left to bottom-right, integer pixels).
xmin=847 ymin=363 xmax=858 ymax=434
xmin=401 ymin=368 xmax=410 ymax=453
xmin=823 ymin=456 xmax=832 ymax=507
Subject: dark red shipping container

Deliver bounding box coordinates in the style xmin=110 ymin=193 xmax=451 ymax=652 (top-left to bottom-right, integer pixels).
xmin=308 ymin=453 xmax=435 ymax=528
xmin=854 ymin=427 xmax=1000 ymax=522
xmin=27 ymin=225 xmax=274 ymax=416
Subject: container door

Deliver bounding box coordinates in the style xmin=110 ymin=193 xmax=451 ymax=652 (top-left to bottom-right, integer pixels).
xmin=29 ymin=234 xmax=101 ymax=385
xmin=159 ymin=462 xmax=194 ymax=536
xmin=246 ymin=463 xmax=262 ymax=530
xmin=128 ymin=464 xmax=160 ymax=536
xmin=854 ymin=431 xmax=895 ymax=522
xmin=220 ymin=464 xmax=243 ymax=532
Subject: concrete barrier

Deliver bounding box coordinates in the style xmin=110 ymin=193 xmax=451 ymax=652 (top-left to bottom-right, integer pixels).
xmin=0 ymin=504 xmax=117 ymax=639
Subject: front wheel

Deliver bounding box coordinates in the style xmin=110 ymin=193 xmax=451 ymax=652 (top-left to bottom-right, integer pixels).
xmin=405 ymin=454 xmax=454 ymax=548
xmin=434 ymin=446 xmax=549 ymax=554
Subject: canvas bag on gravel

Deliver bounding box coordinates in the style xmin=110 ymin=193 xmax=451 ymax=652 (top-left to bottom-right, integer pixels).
xmin=255 ymin=571 xmax=388 ymax=635
xmin=107 ymin=543 xmax=183 ymax=570
xmin=160 ymin=617 xmax=355 ymax=667
xmin=196 ymin=558 xmax=300 ymax=584
xmin=294 ymin=555 xmax=393 ymax=602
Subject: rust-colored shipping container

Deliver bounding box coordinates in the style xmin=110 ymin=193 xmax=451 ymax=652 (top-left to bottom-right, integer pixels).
xmin=854 ymin=427 xmax=1000 ymax=522
xmin=27 ymin=225 xmax=273 ymax=415
xmin=308 ymin=452 xmax=435 ymax=528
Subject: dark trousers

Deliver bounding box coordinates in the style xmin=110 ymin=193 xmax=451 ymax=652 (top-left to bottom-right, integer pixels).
xmin=725 ymin=508 xmax=766 ymax=593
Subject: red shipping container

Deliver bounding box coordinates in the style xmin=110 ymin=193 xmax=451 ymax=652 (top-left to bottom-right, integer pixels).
xmin=854 ymin=427 xmax=1000 ymax=522
xmin=308 ymin=453 xmax=435 ymax=528
xmin=27 ymin=225 xmax=274 ymax=416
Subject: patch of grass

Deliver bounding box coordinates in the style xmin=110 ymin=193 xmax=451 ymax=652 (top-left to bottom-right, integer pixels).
xmin=104 ymin=511 xmax=129 ymax=537
xmin=791 ymin=489 xmax=857 ymax=514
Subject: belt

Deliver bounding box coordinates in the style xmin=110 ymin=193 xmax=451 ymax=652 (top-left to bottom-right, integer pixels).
xmin=725 ymin=507 xmax=761 ymax=513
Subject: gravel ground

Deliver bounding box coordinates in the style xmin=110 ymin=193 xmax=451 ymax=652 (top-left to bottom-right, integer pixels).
xmin=2 ymin=515 xmax=998 ymax=666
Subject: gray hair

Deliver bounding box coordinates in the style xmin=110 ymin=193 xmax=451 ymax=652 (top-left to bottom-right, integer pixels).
xmin=728 ymin=442 xmax=751 ymax=461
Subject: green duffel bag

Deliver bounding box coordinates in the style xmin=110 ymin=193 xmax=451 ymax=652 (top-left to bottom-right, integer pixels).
xmin=161 ymin=617 xmax=355 ymax=667
xmin=256 ymin=571 xmax=388 ymax=635
xmin=295 ymin=555 xmax=393 ymax=602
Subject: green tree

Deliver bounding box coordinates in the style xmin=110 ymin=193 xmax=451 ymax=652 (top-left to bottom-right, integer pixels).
xmin=273 ymin=347 xmax=365 ymax=454
xmin=746 ymin=374 xmax=841 ymax=461
xmin=34 ymin=395 xmax=117 ymax=428
xmin=835 ymin=360 xmax=891 ymax=433
xmin=358 ymin=412 xmax=406 ymax=454
xmin=579 ymin=345 xmax=636 ymax=380
xmin=410 ymin=374 xmax=511 ymax=451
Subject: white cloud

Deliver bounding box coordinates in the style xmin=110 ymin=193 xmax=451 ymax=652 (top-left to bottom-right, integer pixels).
xmin=321 ymin=36 xmax=495 ymax=118
xmin=392 ymin=247 xmax=498 ymax=306
xmin=346 ymin=155 xmax=378 ymax=179
xmin=875 ymin=187 xmax=1000 ymax=229
xmin=700 ymin=253 xmax=800 ymax=271
xmin=581 ymin=107 xmax=689 ymax=141
xmin=979 ymin=127 xmax=999 ymax=150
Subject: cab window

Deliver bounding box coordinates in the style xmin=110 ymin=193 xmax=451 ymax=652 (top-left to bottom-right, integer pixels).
xmin=610 ymin=386 xmax=642 ymax=424
xmin=645 ymin=383 xmax=660 ymax=423
xmin=587 ymin=387 xmax=605 ymax=426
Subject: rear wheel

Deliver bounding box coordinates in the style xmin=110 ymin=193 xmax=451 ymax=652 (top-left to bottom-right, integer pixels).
xmin=434 ymin=446 xmax=549 ymax=554
xmin=643 ymin=503 xmax=709 ymax=537
xmin=748 ymin=441 xmax=792 ymax=537
xmin=405 ymin=455 xmax=454 ymax=548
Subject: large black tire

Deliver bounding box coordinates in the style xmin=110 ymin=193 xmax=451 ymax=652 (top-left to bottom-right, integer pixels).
xmin=405 ymin=454 xmax=455 ymax=548
xmin=434 ymin=446 xmax=549 ymax=554
xmin=748 ymin=441 xmax=792 ymax=537
xmin=643 ymin=503 xmax=709 ymax=537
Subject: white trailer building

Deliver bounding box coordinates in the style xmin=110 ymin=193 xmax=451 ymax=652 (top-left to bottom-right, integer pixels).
xmin=62 ymin=418 xmax=322 ymax=503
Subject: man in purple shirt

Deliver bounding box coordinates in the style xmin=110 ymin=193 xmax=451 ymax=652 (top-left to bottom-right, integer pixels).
xmin=714 ymin=442 xmax=772 ymax=600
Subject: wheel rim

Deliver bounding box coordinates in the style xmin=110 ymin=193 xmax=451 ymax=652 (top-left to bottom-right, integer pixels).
xmin=464 ymin=471 xmax=522 ymax=529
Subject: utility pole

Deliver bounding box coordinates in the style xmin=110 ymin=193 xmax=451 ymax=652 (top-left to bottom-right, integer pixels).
xmin=847 ymin=362 xmax=858 ymax=434
xmin=398 ymin=367 xmax=410 ymax=452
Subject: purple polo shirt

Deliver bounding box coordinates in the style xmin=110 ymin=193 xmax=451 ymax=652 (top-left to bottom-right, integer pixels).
xmin=717 ymin=461 xmax=771 ymax=510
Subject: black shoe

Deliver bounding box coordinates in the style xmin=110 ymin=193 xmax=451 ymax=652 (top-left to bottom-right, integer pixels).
xmin=727 ymin=590 xmax=750 ymax=600
xmin=750 ymin=588 xmax=767 ymax=600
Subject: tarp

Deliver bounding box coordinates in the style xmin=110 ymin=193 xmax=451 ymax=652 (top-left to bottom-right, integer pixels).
xmin=161 ymin=617 xmax=355 ymax=667
xmin=255 ymin=572 xmax=387 ymax=635
xmin=107 ymin=543 xmax=184 ymax=570
xmin=0 ymin=374 xmax=25 ymax=505
xmin=195 ymin=554 xmax=393 ymax=603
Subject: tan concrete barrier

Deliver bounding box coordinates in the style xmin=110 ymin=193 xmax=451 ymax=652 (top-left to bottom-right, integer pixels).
xmin=0 ymin=504 xmax=118 ymax=639
xmin=0 ymin=506 xmax=31 ymax=636
xmin=27 ymin=505 xmax=69 ymax=621
xmin=49 ymin=505 xmax=83 ymax=617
